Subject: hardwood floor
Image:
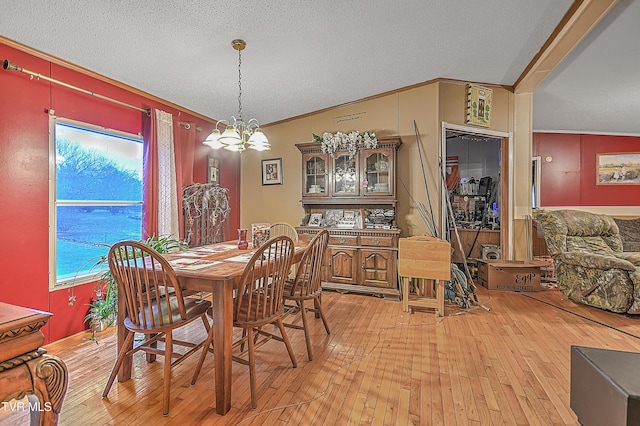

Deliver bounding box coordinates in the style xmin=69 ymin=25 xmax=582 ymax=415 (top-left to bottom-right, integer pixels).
xmin=3 ymin=287 xmax=640 ymax=425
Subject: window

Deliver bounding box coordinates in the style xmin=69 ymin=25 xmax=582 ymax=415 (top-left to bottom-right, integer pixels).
xmin=532 ymin=156 xmax=541 ymax=209
xmin=50 ymin=118 xmax=143 ymax=287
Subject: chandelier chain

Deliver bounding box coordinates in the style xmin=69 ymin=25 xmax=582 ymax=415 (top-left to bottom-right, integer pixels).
xmin=237 ymin=47 xmax=243 ymax=121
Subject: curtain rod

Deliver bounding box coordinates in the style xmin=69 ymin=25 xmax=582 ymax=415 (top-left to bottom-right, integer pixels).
xmin=3 ymin=59 xmax=151 ymax=116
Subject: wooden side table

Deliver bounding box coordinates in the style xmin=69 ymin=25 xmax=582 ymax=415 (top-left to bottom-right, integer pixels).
xmin=0 ymin=302 xmax=68 ymax=425
xmin=399 ymin=236 xmax=451 ymax=316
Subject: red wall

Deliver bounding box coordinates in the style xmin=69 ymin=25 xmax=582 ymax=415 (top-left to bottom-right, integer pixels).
xmin=533 ymin=133 xmax=640 ymax=206
xmin=193 ymin=150 xmax=241 ymax=237
xmin=0 ymin=42 xmax=240 ymax=343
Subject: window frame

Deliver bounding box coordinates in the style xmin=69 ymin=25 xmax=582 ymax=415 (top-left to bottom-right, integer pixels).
xmin=532 ymin=156 xmax=541 ymax=209
xmin=48 ymin=115 xmax=144 ymax=289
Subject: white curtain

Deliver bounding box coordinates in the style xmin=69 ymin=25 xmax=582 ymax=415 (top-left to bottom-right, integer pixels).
xmin=155 ymin=109 xmax=180 ymax=238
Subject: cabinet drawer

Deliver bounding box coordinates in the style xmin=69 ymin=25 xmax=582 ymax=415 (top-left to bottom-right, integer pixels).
xmin=328 ymin=235 xmax=358 ymax=246
xmin=297 ymin=232 xmax=314 ymax=243
xmin=360 ymin=236 xmax=394 ymax=248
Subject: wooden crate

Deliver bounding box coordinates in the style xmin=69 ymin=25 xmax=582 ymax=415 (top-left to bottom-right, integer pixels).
xmin=398 ymin=236 xmax=451 ymax=316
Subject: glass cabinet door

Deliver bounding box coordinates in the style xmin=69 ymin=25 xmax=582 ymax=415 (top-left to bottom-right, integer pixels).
xmin=332 ymin=154 xmax=359 ymax=196
xmin=363 ymin=150 xmax=392 ymax=196
xmin=303 ymin=153 xmax=327 ymax=197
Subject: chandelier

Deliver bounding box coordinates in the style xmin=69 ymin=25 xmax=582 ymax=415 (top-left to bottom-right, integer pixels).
xmin=203 ymin=39 xmax=270 ymax=152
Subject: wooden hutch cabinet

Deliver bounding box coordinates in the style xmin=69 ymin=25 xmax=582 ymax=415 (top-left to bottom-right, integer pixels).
xmin=295 ymin=137 xmax=402 ymax=299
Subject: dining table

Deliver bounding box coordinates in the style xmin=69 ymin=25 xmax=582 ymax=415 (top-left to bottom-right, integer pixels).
xmin=115 ymin=238 xmax=308 ymax=416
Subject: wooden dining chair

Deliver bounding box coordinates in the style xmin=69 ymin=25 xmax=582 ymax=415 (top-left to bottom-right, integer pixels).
xmin=269 ymin=222 xmax=299 ymax=242
xmin=282 ymin=229 xmax=330 ymax=361
xmin=191 ymin=235 xmax=297 ymax=409
xmin=102 ymin=240 xmax=211 ymax=416
xmin=269 ymin=222 xmax=300 ymax=278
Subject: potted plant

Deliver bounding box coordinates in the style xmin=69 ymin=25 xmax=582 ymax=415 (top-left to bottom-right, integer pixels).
xmin=82 ymin=235 xmax=187 ymax=342
xmin=85 ymin=283 xmax=117 ymax=333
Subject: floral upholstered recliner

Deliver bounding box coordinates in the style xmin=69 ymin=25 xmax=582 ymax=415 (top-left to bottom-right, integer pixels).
xmin=535 ymin=209 xmax=640 ymax=314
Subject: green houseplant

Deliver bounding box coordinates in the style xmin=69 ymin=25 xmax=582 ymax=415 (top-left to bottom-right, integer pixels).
xmin=85 ymin=284 xmax=117 ymax=332
xmin=83 ymin=235 xmax=187 ymax=341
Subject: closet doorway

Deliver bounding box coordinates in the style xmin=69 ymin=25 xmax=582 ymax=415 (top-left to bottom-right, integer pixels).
xmin=441 ymin=122 xmax=512 ymax=262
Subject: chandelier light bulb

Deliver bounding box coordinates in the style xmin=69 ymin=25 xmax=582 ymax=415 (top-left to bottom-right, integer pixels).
xmin=203 ymin=129 xmax=223 ymax=149
xmin=219 ymin=126 xmax=242 ymax=145
xmin=247 ymin=129 xmax=270 ymax=150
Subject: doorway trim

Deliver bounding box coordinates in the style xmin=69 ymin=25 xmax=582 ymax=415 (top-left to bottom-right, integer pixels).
xmin=440 ymin=122 xmax=514 ymax=259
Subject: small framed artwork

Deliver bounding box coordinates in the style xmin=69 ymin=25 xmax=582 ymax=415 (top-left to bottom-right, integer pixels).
xmin=207 ymin=156 xmax=220 ymax=185
xmin=466 ymin=84 xmax=493 ymax=127
xmin=308 ymin=213 xmax=323 ymax=227
xmin=596 ymin=152 xmax=640 ymax=185
xmin=262 ymin=158 xmax=283 ymax=185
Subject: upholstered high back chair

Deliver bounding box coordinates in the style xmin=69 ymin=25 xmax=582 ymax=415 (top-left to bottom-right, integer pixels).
xmin=535 ymin=209 xmax=640 ymax=314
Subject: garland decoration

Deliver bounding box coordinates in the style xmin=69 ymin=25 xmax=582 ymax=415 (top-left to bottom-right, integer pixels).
xmin=313 ymin=131 xmax=378 ymax=158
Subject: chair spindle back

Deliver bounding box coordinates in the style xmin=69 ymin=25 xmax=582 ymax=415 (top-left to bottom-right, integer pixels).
xmin=269 ymin=222 xmax=299 ymax=242
xmin=108 ymin=240 xmax=186 ymax=330
xmin=288 ymin=229 xmax=329 ymax=297
xmin=234 ymin=236 xmax=294 ymax=325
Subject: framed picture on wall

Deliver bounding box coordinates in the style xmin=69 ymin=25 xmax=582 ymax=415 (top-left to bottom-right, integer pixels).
xmin=466 ymin=84 xmax=492 ymax=127
xmin=596 ymin=152 xmax=640 ymax=185
xmin=207 ymin=156 xmax=220 ymax=185
xmin=262 ymin=158 xmax=283 ymax=185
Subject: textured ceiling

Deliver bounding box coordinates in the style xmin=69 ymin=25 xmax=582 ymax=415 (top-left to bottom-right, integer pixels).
xmin=1 ymin=1 xmax=636 ymax=134
xmin=533 ymin=0 xmax=640 ymax=134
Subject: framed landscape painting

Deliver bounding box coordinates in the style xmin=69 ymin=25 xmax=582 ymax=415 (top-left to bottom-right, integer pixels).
xmin=596 ymin=152 xmax=640 ymax=185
